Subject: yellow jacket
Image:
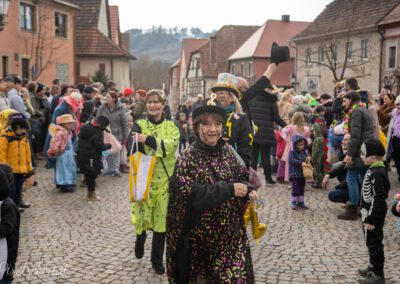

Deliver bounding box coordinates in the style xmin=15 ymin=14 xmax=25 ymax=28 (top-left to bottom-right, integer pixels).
xmin=0 ymin=129 xmax=32 ymax=174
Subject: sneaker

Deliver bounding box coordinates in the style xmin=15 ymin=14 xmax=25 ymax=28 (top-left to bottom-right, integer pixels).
xmin=358 ymin=271 xmax=385 ymax=284
xmin=298 ymin=204 xmax=309 ymax=210
xmin=113 ymin=171 xmax=122 ymax=177
xmin=358 ymin=267 xmax=372 ymax=277
xmin=17 ymin=201 xmax=31 ymax=209
xmin=337 ymin=205 xmax=358 ymax=220
xmin=291 ymin=202 xmax=298 ymax=210
xmin=152 ymin=263 xmax=165 ymax=275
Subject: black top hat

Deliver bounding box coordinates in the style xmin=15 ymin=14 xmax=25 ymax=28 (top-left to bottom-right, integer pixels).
xmin=271 ymin=42 xmax=290 ymax=65
xmin=192 ymin=94 xmax=227 ymax=121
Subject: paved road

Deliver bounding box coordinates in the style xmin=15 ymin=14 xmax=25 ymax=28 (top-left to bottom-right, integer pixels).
xmin=13 ymin=165 xmax=400 ymax=283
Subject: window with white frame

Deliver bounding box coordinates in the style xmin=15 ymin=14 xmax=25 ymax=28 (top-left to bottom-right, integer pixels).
xmin=361 ymin=39 xmax=369 ymax=60
xmin=346 ymin=42 xmax=353 ymax=61
xmin=241 ymin=63 xmax=245 ymax=76
xmin=248 ymin=62 xmax=253 ymax=77
xmin=231 ymin=63 xmax=236 ymax=75
xmin=305 ymin=48 xmax=312 ymax=65
xmin=387 ymin=42 xmax=397 ymax=69
xmin=55 ymin=12 xmax=67 ymax=38
xmin=318 ymin=47 xmax=324 ymax=63
xmin=20 ymin=3 xmax=35 ymax=31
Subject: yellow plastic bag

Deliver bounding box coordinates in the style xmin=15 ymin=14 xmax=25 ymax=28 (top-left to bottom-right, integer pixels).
xmin=129 ymin=137 xmax=156 ymax=203
xmin=379 ymin=129 xmax=387 ymax=150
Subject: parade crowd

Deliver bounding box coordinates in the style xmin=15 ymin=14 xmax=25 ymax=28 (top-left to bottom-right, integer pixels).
xmin=0 ymin=44 xmax=399 ymax=284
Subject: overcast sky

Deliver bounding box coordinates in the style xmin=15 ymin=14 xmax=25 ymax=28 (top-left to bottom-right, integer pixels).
xmin=108 ymin=0 xmax=333 ymax=32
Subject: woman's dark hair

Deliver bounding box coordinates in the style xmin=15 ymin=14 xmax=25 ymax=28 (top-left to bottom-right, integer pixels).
xmin=108 ymin=91 xmax=119 ymax=104
xmin=192 ymin=113 xmax=224 ymax=136
xmin=320 ymin=93 xmax=331 ymax=100
xmin=345 ymin=78 xmax=359 ymax=91
xmin=343 ymin=91 xmax=361 ymax=104
xmin=27 ymin=82 xmax=37 ymax=93
xmin=61 ymin=84 xmax=73 ymax=96
xmin=384 ymin=93 xmax=395 ymax=102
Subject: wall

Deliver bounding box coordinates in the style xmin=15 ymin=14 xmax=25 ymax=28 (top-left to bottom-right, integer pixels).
xmin=382 ymin=27 xmax=400 ymax=95
xmin=77 ymin=56 xmax=130 ymax=89
xmin=0 ymin=0 xmax=76 ymax=85
xmin=294 ymin=32 xmax=381 ymax=96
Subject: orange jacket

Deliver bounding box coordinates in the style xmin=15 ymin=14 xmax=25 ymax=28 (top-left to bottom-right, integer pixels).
xmin=0 ymin=129 xmax=32 ymax=174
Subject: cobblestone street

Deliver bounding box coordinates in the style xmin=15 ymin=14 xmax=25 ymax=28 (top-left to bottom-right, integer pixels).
xmin=14 ymin=165 xmax=400 ymax=283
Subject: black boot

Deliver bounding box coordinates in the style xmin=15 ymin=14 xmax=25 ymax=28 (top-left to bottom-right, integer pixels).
xmin=135 ymin=232 xmax=147 ymax=259
xmin=337 ymin=204 xmax=358 ymax=220
xmin=151 ymin=232 xmax=166 ymax=274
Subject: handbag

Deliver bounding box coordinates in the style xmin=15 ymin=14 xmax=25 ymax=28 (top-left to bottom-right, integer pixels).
xmin=302 ymin=157 xmax=314 ymax=180
xmin=104 ymin=131 xmax=122 ymax=154
xmin=128 ymin=135 xmax=156 ymax=203
xmin=228 ymin=145 xmax=261 ymax=190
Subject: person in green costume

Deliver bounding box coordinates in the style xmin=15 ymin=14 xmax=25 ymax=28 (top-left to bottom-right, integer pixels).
xmin=129 ymin=89 xmax=179 ymax=275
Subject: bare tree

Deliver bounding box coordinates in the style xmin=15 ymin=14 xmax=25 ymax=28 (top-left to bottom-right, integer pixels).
xmin=19 ymin=0 xmax=63 ymax=80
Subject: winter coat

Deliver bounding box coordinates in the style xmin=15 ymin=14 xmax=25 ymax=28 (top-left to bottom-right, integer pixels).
xmin=288 ymin=135 xmax=308 ymax=180
xmin=360 ymin=162 xmax=390 ymax=226
xmin=223 ymin=110 xmax=253 ymax=167
xmin=322 ymin=100 xmax=334 ymax=128
xmin=385 ymin=109 xmax=400 ymax=160
xmin=81 ymin=95 xmax=96 ymax=124
xmin=130 ymin=100 xmax=147 ymax=122
xmin=0 ymin=130 xmax=32 ymax=174
xmin=377 ymin=102 xmax=395 ymax=135
xmin=281 ymin=125 xmax=311 ymax=181
xmin=130 ymin=116 xmax=179 ymax=234
xmin=347 ymin=105 xmax=375 ymax=168
xmin=176 ymin=120 xmax=191 ymax=141
xmin=47 ymin=126 xmax=68 ymax=157
xmin=248 ymin=85 xmax=286 ymax=145
xmin=368 ymin=104 xmax=380 ymax=140
xmin=8 ymin=89 xmax=30 ymax=119
xmin=166 ymin=138 xmax=253 ymax=283
xmin=312 ymin=123 xmax=325 ymax=169
xmin=0 ymin=168 xmax=20 ymax=282
xmin=0 ymin=93 xmax=9 ymax=112
xmin=76 ymin=122 xmax=111 ymax=176
xmin=97 ymin=101 xmax=128 ymax=142
xmin=332 ymin=97 xmax=345 ymax=120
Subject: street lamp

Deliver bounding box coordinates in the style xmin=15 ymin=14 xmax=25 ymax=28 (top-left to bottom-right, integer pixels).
xmin=290 ymin=72 xmax=298 ymax=89
xmin=0 ymin=0 xmax=10 ymax=31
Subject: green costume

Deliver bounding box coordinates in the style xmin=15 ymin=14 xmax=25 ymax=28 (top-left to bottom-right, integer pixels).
xmin=312 ymin=123 xmax=325 ymax=187
xmin=131 ymin=118 xmax=179 ymax=234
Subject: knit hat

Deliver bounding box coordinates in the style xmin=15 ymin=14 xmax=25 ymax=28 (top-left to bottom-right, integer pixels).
xmin=94 ymin=116 xmax=110 ymax=130
xmin=292 ymin=95 xmax=304 ymax=105
xmin=123 ymin=87 xmax=134 ymax=97
xmin=365 ymin=139 xmax=385 ymax=158
xmin=56 ymin=114 xmax=76 ymax=125
xmin=64 ymin=92 xmax=83 ymax=112
xmin=395 ymin=96 xmax=400 ymax=105
xmin=211 ymin=73 xmax=241 ymax=100
xmin=9 ymin=113 xmax=29 ymax=130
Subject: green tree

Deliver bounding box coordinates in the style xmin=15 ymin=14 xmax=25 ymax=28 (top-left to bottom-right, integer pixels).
xmin=91 ymin=70 xmax=110 ymax=86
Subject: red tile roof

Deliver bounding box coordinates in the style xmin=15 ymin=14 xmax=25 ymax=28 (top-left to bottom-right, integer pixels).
xmin=292 ymin=0 xmax=400 ymax=41
xmin=191 ymin=25 xmax=259 ymax=78
xmin=230 ymin=20 xmax=310 ymax=60
xmin=75 ymin=28 xmax=135 ymax=59
xmin=71 ymin=0 xmax=134 ymax=59
xmin=181 ymin=38 xmax=208 ymax=70
xmin=109 ymin=5 xmax=120 ymax=45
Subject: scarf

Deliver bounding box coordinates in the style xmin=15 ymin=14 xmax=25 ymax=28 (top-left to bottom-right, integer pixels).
xmin=224 ymin=103 xmax=235 ymax=114
xmin=344 ymin=102 xmax=366 ymax=133
xmin=392 ymin=109 xmax=400 ymax=139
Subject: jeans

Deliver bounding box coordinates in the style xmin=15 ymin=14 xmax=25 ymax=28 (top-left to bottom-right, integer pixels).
xmin=106 ymin=151 xmax=121 ymax=173
xmin=346 ymin=167 xmax=367 ymax=206
xmin=328 ymin=189 xmax=349 ymax=204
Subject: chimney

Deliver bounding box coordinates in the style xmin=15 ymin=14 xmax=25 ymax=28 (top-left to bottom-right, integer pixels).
xmin=282 ymin=15 xmax=290 ymax=22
